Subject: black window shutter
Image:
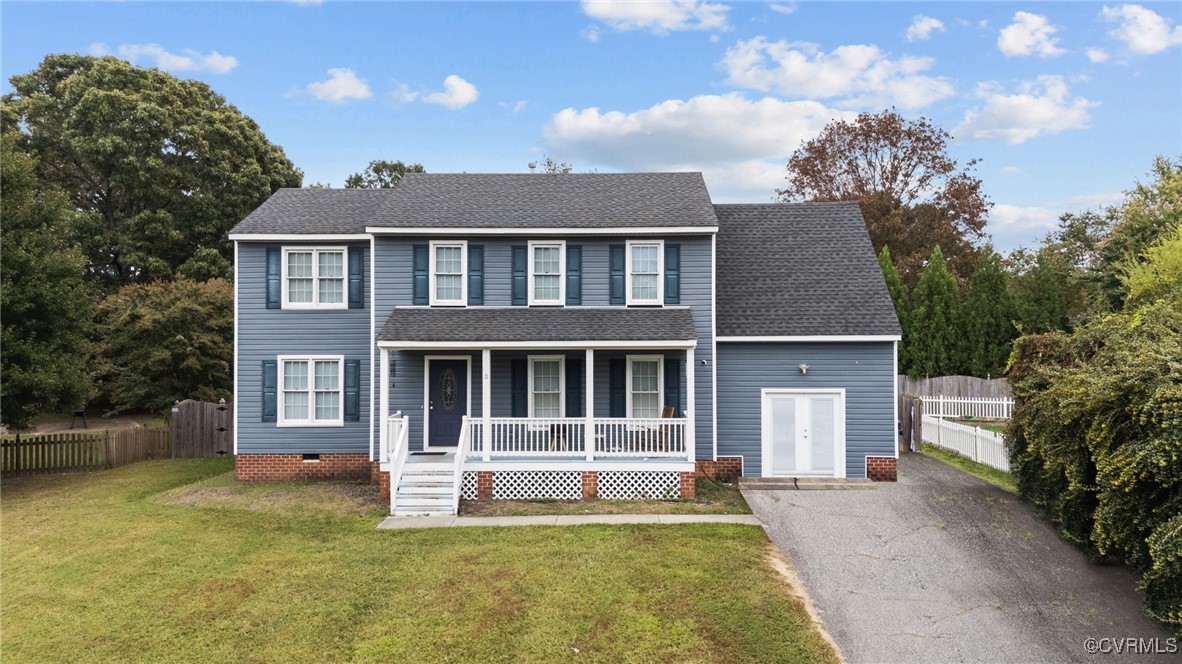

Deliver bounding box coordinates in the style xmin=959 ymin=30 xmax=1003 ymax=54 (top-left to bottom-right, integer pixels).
xmin=511 ymin=245 xmax=527 ymax=306
xmin=664 ymin=358 xmax=681 ymax=416
xmin=565 ymin=358 xmax=583 ymax=417
xmin=664 ymin=243 xmax=680 ymax=305
xmin=468 ymin=245 xmax=484 ymax=305
xmin=412 ymin=244 xmax=428 ymax=305
xmin=609 ymin=244 xmax=625 ymax=305
xmin=566 ymin=245 xmax=582 ymax=305
xmin=510 ymin=358 xmax=528 ymax=416
xmin=261 ymin=360 xmax=277 ymax=422
xmin=265 ymin=246 xmax=281 ymax=309
xmin=609 ymin=358 xmax=626 ymax=417
xmin=344 ymin=359 xmax=361 ymax=422
xmin=348 ymin=247 xmax=364 ymax=309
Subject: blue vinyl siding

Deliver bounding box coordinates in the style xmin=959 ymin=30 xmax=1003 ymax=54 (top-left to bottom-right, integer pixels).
xmin=237 ymin=242 xmax=371 ymax=454
xmin=716 ymin=342 xmax=896 ymax=478
xmin=374 ymin=236 xmax=714 ymax=459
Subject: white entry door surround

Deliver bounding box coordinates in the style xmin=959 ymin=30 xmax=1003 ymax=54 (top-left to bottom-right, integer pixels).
xmin=761 ymin=388 xmax=846 ymax=478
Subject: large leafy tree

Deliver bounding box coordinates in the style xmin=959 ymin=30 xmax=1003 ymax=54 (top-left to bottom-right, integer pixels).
xmin=904 ymin=246 xmax=963 ymax=377
xmin=0 ymin=133 xmax=95 ymax=428
xmin=3 ymin=54 xmax=302 ymax=291
xmin=877 ymin=245 xmax=912 ymax=372
xmin=779 ymin=110 xmax=989 ymax=285
xmin=1009 ymin=246 xmax=1074 ymax=334
xmin=345 ymin=159 xmax=425 ymax=188
xmin=960 ymin=248 xmax=1016 ymax=377
xmin=95 ymin=278 xmax=233 ymax=413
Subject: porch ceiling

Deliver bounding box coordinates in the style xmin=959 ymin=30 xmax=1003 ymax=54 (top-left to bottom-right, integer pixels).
xmin=378 ymin=306 xmax=696 ymax=347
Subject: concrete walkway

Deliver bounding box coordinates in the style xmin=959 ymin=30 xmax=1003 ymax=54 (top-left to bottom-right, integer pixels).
xmin=744 ymin=454 xmax=1175 ymax=664
xmin=378 ymin=513 xmax=762 ymax=529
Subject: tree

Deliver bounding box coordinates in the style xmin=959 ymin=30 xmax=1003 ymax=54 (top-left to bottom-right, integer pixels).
xmin=0 ymin=133 xmax=95 ymax=429
xmin=540 ymin=155 xmax=573 ymax=174
xmin=1009 ymin=246 xmax=1074 ymax=334
xmin=877 ymin=245 xmax=912 ymax=371
xmin=95 ymin=278 xmax=233 ymax=413
xmin=904 ymin=246 xmax=963 ymax=377
xmin=1121 ymin=225 xmax=1182 ymax=309
xmin=3 ymin=54 xmax=302 ymax=292
xmin=345 ymin=160 xmax=425 ymax=188
xmin=960 ymin=248 xmax=1016 ymax=377
xmin=779 ymin=110 xmax=989 ymax=285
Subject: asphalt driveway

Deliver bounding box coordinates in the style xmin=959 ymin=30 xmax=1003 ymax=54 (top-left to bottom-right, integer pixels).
xmin=745 ymin=454 xmax=1176 ymax=664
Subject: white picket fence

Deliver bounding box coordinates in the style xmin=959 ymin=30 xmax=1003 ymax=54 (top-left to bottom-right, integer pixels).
xmin=921 ymin=415 xmax=1011 ymax=472
xmin=920 ymin=395 xmax=1013 ymax=420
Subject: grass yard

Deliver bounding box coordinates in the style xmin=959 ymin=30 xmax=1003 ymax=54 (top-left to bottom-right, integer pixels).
xmin=1 ymin=460 xmax=838 ymax=663
xmin=461 ymin=477 xmax=750 ymax=516
xmin=948 ymin=418 xmax=1007 ymax=435
xmin=919 ymin=443 xmax=1018 ymax=494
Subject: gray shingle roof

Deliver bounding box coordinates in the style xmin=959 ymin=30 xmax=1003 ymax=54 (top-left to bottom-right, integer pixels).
xmin=230 ymin=173 xmax=718 ymax=235
xmin=378 ymin=307 xmax=697 ymax=343
xmin=714 ymin=202 xmax=901 ymax=337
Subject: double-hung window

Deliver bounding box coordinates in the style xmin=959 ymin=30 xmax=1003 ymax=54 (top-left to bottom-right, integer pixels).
xmin=627 ymin=355 xmax=663 ymax=419
xmin=430 ymin=241 xmax=466 ymax=306
xmin=283 ymin=248 xmax=346 ymax=309
xmin=528 ymin=356 xmax=564 ymax=418
xmin=528 ymin=241 xmax=565 ymax=306
xmin=626 ymin=240 xmax=663 ymax=305
xmin=279 ymin=356 xmax=343 ymax=426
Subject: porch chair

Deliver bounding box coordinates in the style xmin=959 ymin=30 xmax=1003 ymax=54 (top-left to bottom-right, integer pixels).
xmin=548 ymin=423 xmax=569 ymax=452
xmin=640 ymin=406 xmax=676 ymax=453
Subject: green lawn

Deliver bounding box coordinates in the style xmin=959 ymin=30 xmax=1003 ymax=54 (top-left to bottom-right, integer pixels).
xmin=919 ymin=443 xmax=1018 ymax=494
xmin=1 ymin=460 xmax=838 ymax=663
xmin=948 ymin=418 xmax=1007 ymax=435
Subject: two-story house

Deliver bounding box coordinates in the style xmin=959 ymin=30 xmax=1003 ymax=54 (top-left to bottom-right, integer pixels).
xmin=229 ymin=173 xmax=901 ymax=515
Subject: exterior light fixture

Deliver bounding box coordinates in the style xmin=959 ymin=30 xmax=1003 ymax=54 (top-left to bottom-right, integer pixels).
xmin=799 ymin=364 xmax=810 ymax=375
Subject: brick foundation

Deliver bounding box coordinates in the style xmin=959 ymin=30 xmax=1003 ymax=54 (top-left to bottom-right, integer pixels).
xmin=581 ymin=471 xmax=598 ymax=499
xmin=696 ymin=457 xmax=743 ymax=481
xmin=235 ymin=454 xmax=373 ymax=482
xmin=679 ymin=472 xmax=696 ymax=498
xmin=476 ymin=470 xmax=494 ymax=500
xmin=866 ymin=456 xmax=898 ymax=482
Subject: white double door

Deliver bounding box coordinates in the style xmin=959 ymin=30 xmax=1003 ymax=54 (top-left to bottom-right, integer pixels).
xmin=762 ymin=390 xmax=845 ymax=477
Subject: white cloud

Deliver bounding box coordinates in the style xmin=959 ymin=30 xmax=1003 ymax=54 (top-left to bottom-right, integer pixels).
xmin=582 ymin=25 xmax=601 ymax=42
xmin=998 ymin=12 xmax=1066 ymax=57
xmin=1086 ymin=47 xmax=1111 ymax=62
xmin=304 ymin=68 xmax=372 ymax=103
xmin=89 ymin=42 xmax=238 ymax=74
xmin=390 ymin=82 xmax=419 ymax=106
xmin=543 ymin=92 xmax=852 ymax=199
xmin=721 ymin=37 xmax=954 ymax=109
xmin=581 ymin=0 xmax=730 ymax=34
xmin=991 ymin=192 xmax=1128 ymax=250
xmin=906 ymin=15 xmax=946 ymax=42
xmin=955 ymin=75 xmax=1096 ymax=145
xmin=769 ymin=2 xmax=797 ymax=15
xmin=499 ymin=100 xmax=528 ymax=113
xmin=422 ymin=75 xmax=479 ymax=109
xmin=1101 ymin=4 xmax=1182 ymax=55
xmin=1001 ymin=166 xmax=1024 ymax=174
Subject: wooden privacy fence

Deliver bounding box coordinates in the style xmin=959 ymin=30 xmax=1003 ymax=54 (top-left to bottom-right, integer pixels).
xmin=898 ymin=395 xmax=923 ymax=452
xmin=171 ymin=399 xmax=233 ymax=458
xmin=921 ymin=415 xmax=1011 ymax=472
xmin=898 ymin=375 xmax=1011 ymax=399
xmin=920 ymin=395 xmax=1014 ymax=420
xmin=1 ymin=428 xmax=171 ymax=477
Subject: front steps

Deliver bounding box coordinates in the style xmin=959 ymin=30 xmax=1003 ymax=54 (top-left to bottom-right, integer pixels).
xmin=391 ymin=454 xmax=458 ymax=516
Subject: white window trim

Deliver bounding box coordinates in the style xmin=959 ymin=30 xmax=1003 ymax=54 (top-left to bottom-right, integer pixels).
xmin=527 ymin=355 xmax=565 ymax=418
xmin=625 ymin=354 xmax=664 ymax=419
xmin=429 ymin=241 xmax=468 ymax=307
xmin=281 ymin=247 xmax=348 ymax=310
xmin=625 ymin=240 xmax=664 ymax=306
xmin=527 ymin=240 xmax=566 ymax=306
xmin=277 ymin=355 xmax=345 ymax=427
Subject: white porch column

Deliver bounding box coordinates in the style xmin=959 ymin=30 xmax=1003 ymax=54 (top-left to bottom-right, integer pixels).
xmin=585 ymin=348 xmax=595 ymax=461
xmin=379 ymin=348 xmax=390 ymax=462
xmin=482 ymin=348 xmax=492 ymax=461
xmin=685 ymin=347 xmax=695 ymax=463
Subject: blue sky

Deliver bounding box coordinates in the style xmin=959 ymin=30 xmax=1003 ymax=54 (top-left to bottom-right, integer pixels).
xmin=3 ymin=1 xmax=1181 ymax=250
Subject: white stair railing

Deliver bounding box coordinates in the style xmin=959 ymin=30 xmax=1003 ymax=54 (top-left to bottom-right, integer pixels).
xmin=386 ymin=415 xmax=410 ymax=514
xmin=452 ymin=417 xmax=469 ymax=515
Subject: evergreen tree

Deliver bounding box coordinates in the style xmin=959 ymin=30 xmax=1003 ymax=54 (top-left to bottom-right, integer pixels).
xmin=1011 ymin=247 xmax=1072 ymax=334
xmin=905 ymin=245 xmax=964 ymax=377
xmin=878 ymin=245 xmax=912 ymax=373
xmin=961 ymin=248 xmax=1017 ymax=377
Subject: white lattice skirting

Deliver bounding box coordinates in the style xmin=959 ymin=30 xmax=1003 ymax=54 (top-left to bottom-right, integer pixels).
xmin=598 ymin=471 xmax=680 ymax=499
xmin=460 ymin=471 xmax=479 ymax=501
xmin=493 ymin=471 xmax=582 ymax=500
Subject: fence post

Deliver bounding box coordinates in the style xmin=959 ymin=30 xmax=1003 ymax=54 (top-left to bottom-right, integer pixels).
xmin=103 ymin=430 xmax=113 ymax=469
xmin=974 ymin=427 xmax=982 ymax=463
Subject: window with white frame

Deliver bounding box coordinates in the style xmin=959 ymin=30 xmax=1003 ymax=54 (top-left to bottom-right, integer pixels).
xmin=627 ymin=356 xmax=663 ymax=418
xmin=529 ymin=241 xmax=565 ymax=305
xmin=279 ymin=356 xmax=343 ymax=426
xmin=529 ymin=356 xmax=564 ymax=418
xmin=430 ymin=241 xmax=466 ymax=306
xmin=284 ymin=248 xmax=346 ymax=308
xmin=627 ymin=241 xmax=663 ymax=305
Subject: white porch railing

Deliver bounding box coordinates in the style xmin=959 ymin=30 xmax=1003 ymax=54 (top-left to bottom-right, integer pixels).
xmin=921 ymin=415 xmax=1011 ymax=472
xmin=921 ymin=395 xmax=1013 ymax=420
xmin=467 ymin=416 xmax=690 ymax=460
xmin=384 ymin=415 xmax=410 ymax=512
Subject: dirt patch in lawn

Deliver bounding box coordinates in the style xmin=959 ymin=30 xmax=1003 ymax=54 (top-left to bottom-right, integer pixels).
xmin=155 ymin=471 xmax=387 ymax=518
xmin=765 ymin=546 xmax=846 ymax=663
xmin=460 ymin=477 xmax=750 ymax=516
